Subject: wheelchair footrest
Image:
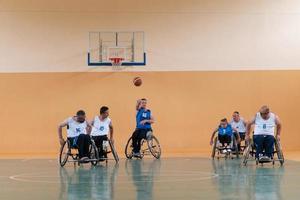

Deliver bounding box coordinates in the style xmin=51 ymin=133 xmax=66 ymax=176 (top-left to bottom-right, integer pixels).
xmin=97 ymin=158 xmax=115 ymax=161
xmin=258 ymin=160 xmax=272 ymax=163
xmin=68 ymin=158 xmax=98 ymax=163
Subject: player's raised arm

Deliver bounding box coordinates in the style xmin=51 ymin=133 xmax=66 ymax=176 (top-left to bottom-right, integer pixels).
xmin=136 ymin=99 xmax=142 ymax=111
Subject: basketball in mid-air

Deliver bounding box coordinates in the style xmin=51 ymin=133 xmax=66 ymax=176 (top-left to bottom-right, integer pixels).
xmin=133 ymin=77 xmax=142 ymax=87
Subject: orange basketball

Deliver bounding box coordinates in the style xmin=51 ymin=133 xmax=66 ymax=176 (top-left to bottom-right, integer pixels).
xmin=133 ymin=77 xmax=142 ymax=87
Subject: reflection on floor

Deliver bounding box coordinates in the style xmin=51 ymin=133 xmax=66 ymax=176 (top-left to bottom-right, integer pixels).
xmin=0 ymin=158 xmax=300 ymax=200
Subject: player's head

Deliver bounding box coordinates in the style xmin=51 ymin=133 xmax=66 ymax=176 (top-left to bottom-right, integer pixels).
xmin=76 ymin=110 xmax=86 ymax=123
xmin=232 ymin=111 xmax=240 ymax=122
xmin=140 ymin=98 xmax=147 ymax=109
xmin=100 ymin=106 xmax=109 ymax=118
xmin=260 ymin=105 xmax=270 ymax=120
xmin=220 ymin=118 xmax=228 ymax=128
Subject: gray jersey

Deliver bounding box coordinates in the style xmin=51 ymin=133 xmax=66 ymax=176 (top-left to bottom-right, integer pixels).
xmin=230 ymin=118 xmax=246 ymax=133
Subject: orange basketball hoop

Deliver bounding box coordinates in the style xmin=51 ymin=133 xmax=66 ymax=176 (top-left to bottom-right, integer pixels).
xmin=109 ymin=58 xmax=124 ymax=65
xmin=109 ymin=57 xmax=124 ymax=70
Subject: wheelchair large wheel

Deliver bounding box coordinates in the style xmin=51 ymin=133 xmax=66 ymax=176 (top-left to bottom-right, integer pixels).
xmin=275 ymin=138 xmax=284 ymax=166
xmin=125 ymin=137 xmax=134 ymax=159
xmin=232 ymin=136 xmax=239 ymax=159
xmin=89 ymin=141 xmax=99 ymax=166
xmin=211 ymin=137 xmax=218 ymax=159
xmin=242 ymin=142 xmax=251 ymax=166
xmin=59 ymin=140 xmax=70 ymax=167
xmin=109 ymin=140 xmax=119 ymax=163
xmin=147 ymin=135 xmax=161 ymax=159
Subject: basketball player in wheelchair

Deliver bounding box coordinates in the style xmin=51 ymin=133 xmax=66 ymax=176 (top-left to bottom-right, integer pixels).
xmin=90 ymin=106 xmax=119 ymax=163
xmin=210 ymin=118 xmax=241 ymax=159
xmin=125 ymin=98 xmax=161 ymax=159
xmin=243 ymin=105 xmax=283 ymax=165
xmin=58 ymin=110 xmax=99 ymax=166
xmin=230 ymin=111 xmax=248 ymax=154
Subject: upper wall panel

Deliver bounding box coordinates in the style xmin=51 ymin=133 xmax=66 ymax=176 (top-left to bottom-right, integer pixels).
xmin=1 ymin=0 xmax=300 ymax=72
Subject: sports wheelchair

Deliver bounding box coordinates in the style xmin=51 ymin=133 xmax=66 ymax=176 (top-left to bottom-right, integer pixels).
xmin=234 ymin=132 xmax=247 ymax=155
xmin=59 ymin=137 xmax=119 ymax=167
xmin=96 ymin=139 xmax=119 ymax=164
xmin=211 ymin=135 xmax=239 ymax=159
xmin=125 ymin=131 xmax=161 ymax=159
xmin=59 ymin=137 xmax=98 ymax=167
xmin=242 ymin=136 xmax=284 ymax=166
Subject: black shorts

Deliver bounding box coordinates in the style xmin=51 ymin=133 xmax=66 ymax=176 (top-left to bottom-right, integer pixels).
xmin=67 ymin=137 xmax=79 ymax=148
xmin=234 ymin=132 xmax=246 ymax=141
xmin=92 ymin=135 xmax=108 ymax=148
xmin=132 ymin=128 xmax=152 ymax=139
xmin=239 ymin=132 xmax=246 ymax=140
xmin=218 ymin=134 xmax=232 ymax=145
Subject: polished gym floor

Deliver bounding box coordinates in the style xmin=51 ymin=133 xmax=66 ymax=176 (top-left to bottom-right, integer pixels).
xmin=0 ymin=158 xmax=299 ymax=200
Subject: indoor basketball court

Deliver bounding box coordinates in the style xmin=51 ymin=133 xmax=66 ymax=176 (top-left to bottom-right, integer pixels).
xmin=1 ymin=0 xmax=300 ymax=200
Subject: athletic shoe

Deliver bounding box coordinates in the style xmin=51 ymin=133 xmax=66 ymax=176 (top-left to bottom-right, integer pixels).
xmin=133 ymin=152 xmax=141 ymax=158
xmin=259 ymin=156 xmax=271 ymax=163
xmin=222 ymin=149 xmax=227 ymax=154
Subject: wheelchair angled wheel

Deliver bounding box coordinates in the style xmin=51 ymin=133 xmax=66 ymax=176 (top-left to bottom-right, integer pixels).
xmin=109 ymin=140 xmax=120 ymax=163
xmin=59 ymin=140 xmax=70 ymax=167
xmin=211 ymin=136 xmax=218 ymax=159
xmin=147 ymin=135 xmax=161 ymax=159
xmin=275 ymin=138 xmax=284 ymax=166
xmin=89 ymin=141 xmax=99 ymax=166
xmin=232 ymin=136 xmax=239 ymax=159
xmin=242 ymin=141 xmax=252 ymax=166
xmin=125 ymin=137 xmax=134 ymax=159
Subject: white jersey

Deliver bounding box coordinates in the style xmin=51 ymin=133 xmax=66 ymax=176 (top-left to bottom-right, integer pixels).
xmin=66 ymin=117 xmax=87 ymax=138
xmin=254 ymin=112 xmax=276 ymax=136
xmin=230 ymin=118 xmax=246 ymax=133
xmin=91 ymin=116 xmax=111 ymax=136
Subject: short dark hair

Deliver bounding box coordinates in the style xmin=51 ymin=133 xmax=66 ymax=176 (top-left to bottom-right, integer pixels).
xmin=220 ymin=118 xmax=227 ymax=122
xmin=233 ymin=111 xmax=239 ymax=115
xmin=76 ymin=110 xmax=85 ymax=116
xmin=100 ymin=106 xmax=109 ymax=114
xmin=141 ymin=98 xmax=147 ymax=101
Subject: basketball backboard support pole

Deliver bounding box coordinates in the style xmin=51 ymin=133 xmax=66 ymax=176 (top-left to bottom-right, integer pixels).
xmin=87 ymin=31 xmax=146 ymax=66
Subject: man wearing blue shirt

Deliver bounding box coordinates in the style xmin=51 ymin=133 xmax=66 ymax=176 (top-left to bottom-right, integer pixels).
xmin=210 ymin=118 xmax=240 ymax=153
xmin=132 ymin=98 xmax=155 ymax=157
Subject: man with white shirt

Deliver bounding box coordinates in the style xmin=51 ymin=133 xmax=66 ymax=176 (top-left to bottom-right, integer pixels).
xmin=230 ymin=111 xmax=247 ymax=150
xmin=58 ymin=110 xmax=92 ymax=162
xmin=246 ymin=106 xmax=282 ymax=162
xmin=90 ymin=106 xmax=114 ymax=160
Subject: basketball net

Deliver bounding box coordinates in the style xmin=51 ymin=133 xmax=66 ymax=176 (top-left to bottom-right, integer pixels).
xmin=109 ymin=57 xmax=124 ymax=70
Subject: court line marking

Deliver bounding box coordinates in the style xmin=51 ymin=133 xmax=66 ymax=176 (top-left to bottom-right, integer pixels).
xmin=21 ymin=159 xmax=33 ymax=162
xmin=9 ymin=171 xmax=218 ymax=184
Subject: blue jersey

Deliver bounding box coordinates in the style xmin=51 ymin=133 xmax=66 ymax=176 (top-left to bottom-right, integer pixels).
xmin=218 ymin=124 xmax=233 ymax=136
xmin=136 ymin=109 xmax=152 ymax=130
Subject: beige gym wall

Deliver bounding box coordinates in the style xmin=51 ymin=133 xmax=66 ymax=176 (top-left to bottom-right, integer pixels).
xmin=0 ymin=1 xmax=300 ymax=157
xmin=1 ymin=0 xmax=300 ymax=71
xmin=0 ymin=71 xmax=299 ymax=157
